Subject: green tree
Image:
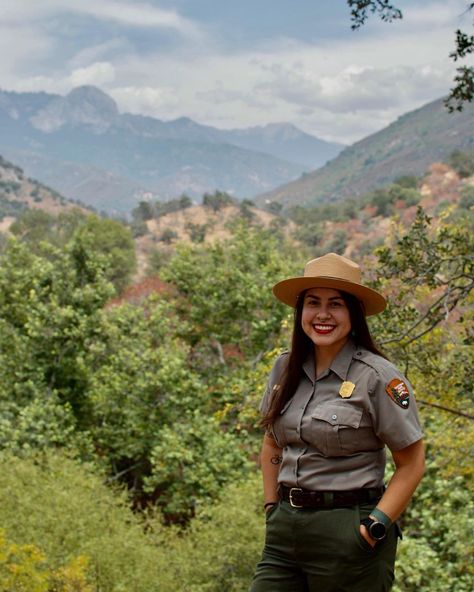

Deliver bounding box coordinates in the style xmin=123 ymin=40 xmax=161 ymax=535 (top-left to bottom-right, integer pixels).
xmin=294 ymin=221 xmax=325 ymax=247
xmin=367 ymin=184 xmax=420 ymax=216
xmin=132 ymin=200 xmax=154 ymax=221
xmin=72 ymin=215 xmax=136 ymax=292
xmin=186 ymin=222 xmax=207 ymax=243
xmin=179 ymin=194 xmax=193 ymax=209
xmin=9 ymin=209 xmax=56 ymax=243
xmin=370 ymin=207 xmax=474 ymax=445
xmin=8 ymin=208 xmax=88 ymax=249
xmin=203 ymin=190 xmax=234 ymax=212
xmin=0 ymin=239 xmax=114 ymax=444
xmin=160 ymin=227 xmax=178 ymax=243
xmin=448 ymin=149 xmax=474 ymax=177
xmin=160 ymin=223 xmax=295 ymax=361
xmin=459 ymin=184 xmax=474 ymax=209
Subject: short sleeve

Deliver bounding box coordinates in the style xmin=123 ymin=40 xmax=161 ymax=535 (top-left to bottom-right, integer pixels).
xmin=368 ymin=361 xmax=423 ymax=451
xmin=258 ymin=352 xmax=288 ymax=416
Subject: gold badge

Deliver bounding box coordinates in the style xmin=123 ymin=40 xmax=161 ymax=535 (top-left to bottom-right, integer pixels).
xmin=339 ymin=381 xmax=355 ymax=398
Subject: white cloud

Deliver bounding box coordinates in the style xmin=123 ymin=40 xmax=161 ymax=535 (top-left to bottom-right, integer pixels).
xmin=258 ymin=62 xmax=450 ymax=114
xmin=0 ymin=24 xmax=54 ymax=86
xmin=403 ymin=0 xmax=472 ymax=29
xmin=109 ymin=86 xmax=177 ymax=115
xmin=0 ymin=0 xmax=471 ymax=144
xmin=0 ymin=0 xmax=202 ymax=37
xmin=101 ymin=15 xmax=457 ymax=143
xmin=69 ymin=62 xmax=116 ymax=87
xmin=72 ymin=0 xmax=202 ymax=38
xmin=69 ymin=39 xmax=132 ymax=69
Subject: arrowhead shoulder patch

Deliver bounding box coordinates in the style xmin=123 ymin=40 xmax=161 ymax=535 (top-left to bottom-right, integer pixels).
xmin=386 ymin=378 xmax=410 ymax=409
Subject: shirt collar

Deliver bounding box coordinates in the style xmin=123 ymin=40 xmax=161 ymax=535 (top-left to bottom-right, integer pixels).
xmin=329 ymin=339 xmax=357 ymax=381
xmin=302 ymin=353 xmax=315 ymax=382
xmin=302 ymin=339 xmax=357 ymax=383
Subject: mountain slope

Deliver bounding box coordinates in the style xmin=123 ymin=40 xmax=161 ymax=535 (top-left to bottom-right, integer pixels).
xmin=1 ymin=148 xmax=147 ymax=215
xmin=256 ymin=97 xmax=474 ymax=208
xmin=0 ymin=154 xmax=90 ymax=231
xmin=0 ymin=86 xmax=342 ymax=214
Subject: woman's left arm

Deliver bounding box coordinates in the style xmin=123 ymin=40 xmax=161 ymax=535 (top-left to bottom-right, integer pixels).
xmin=360 ymin=439 xmax=425 ymax=546
xmin=375 ymin=438 xmax=425 ymax=521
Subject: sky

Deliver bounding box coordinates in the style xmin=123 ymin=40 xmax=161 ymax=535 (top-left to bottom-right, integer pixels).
xmin=0 ymin=0 xmax=473 ymax=144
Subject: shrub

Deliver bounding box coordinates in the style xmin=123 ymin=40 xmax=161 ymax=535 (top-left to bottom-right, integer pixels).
xmin=459 ymin=184 xmax=474 ymax=209
xmin=0 ymin=450 xmax=263 ymax=592
xmin=0 ymin=530 xmax=93 ymax=592
xmin=162 ymin=474 xmax=264 ymax=591
xmin=448 ymin=149 xmax=474 ymax=178
xmin=160 ymin=228 xmax=178 ymax=243
xmin=0 ymin=451 xmax=167 ymax=591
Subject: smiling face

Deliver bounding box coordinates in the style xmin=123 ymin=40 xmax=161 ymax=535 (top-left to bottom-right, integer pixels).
xmin=301 ymin=287 xmax=352 ymax=355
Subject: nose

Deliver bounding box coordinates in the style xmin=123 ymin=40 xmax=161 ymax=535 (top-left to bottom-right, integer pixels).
xmin=316 ymin=307 xmax=331 ymax=319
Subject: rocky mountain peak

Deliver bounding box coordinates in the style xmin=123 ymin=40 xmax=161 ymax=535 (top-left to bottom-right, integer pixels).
xmin=66 ymin=85 xmax=119 ymax=116
xmin=259 ymin=122 xmax=302 ymax=140
xmin=30 ymin=85 xmax=119 ymax=133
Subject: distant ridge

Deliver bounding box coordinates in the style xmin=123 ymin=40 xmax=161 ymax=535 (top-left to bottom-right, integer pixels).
xmin=256 ymin=97 xmax=474 ymax=208
xmin=0 ymin=86 xmax=343 ymax=214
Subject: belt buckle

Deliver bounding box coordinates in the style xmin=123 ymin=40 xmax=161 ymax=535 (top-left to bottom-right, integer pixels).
xmin=289 ymin=487 xmax=304 ymax=508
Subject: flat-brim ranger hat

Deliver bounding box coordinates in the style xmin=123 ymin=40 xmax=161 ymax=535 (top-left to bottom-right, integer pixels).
xmin=272 ymin=252 xmax=386 ymax=316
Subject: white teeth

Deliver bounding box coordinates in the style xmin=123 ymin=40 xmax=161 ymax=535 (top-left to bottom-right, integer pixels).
xmin=314 ymin=325 xmax=334 ymax=330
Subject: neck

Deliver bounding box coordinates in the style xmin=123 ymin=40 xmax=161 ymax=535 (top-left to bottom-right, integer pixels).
xmin=314 ymin=339 xmax=349 ymax=376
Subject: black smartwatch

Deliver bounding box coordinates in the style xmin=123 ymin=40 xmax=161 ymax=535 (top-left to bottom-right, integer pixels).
xmin=360 ymin=517 xmax=387 ymax=541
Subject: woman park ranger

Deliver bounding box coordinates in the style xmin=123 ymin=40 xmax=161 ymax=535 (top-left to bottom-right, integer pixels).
xmin=250 ymin=253 xmax=425 ymax=592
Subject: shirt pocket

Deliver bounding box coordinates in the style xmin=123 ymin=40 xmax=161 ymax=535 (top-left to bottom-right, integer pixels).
xmin=310 ymin=404 xmax=364 ymax=457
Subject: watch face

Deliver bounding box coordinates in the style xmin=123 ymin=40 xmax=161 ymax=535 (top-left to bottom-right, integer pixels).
xmin=369 ymin=521 xmax=387 ymax=540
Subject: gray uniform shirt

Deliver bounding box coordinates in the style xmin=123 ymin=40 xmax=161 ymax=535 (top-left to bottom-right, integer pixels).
xmin=260 ymin=340 xmax=423 ymax=491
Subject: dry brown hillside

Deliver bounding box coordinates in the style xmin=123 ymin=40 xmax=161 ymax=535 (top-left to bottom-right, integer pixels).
xmin=134 ymin=203 xmax=295 ymax=278
xmin=133 ymin=163 xmax=473 ymax=279
xmin=329 ymin=163 xmax=473 ymax=260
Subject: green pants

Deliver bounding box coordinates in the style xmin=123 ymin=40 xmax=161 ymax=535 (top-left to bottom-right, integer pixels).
xmin=250 ymin=501 xmax=399 ymax=592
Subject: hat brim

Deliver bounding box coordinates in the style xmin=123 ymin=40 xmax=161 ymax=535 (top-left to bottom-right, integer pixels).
xmin=272 ymin=276 xmax=386 ymax=316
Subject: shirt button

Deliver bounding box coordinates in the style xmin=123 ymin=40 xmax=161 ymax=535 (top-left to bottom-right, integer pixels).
xmin=332 ymin=414 xmax=337 ymax=420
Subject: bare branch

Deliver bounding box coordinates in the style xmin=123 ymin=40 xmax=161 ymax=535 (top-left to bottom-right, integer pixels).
xmin=418 ymin=399 xmax=474 ymax=421
xmin=380 ymin=281 xmax=473 ymax=345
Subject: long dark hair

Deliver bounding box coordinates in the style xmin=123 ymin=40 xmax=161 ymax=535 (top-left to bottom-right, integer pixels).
xmin=261 ymin=289 xmax=387 ymax=429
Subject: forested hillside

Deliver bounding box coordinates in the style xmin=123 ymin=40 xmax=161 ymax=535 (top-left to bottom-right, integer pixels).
xmin=258 ymin=98 xmax=474 ymax=209
xmin=0 ymin=153 xmax=472 ymax=590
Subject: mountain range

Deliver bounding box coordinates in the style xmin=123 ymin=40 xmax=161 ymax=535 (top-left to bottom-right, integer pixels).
xmin=256 ymin=97 xmax=474 ymax=208
xmin=0 ymin=86 xmax=343 ymax=215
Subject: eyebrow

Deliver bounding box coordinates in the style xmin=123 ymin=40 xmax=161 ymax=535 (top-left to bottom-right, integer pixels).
xmin=304 ymin=294 xmax=344 ymax=302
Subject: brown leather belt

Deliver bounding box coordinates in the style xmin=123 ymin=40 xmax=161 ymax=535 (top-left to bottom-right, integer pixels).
xmin=279 ymin=485 xmax=384 ymax=509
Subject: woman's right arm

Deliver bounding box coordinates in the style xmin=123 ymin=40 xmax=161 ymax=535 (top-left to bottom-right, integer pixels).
xmin=260 ymin=433 xmax=283 ymax=510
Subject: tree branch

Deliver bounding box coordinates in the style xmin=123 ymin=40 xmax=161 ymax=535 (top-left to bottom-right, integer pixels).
xmin=380 ymin=281 xmax=473 ymax=345
xmin=418 ymin=399 xmax=474 ymax=421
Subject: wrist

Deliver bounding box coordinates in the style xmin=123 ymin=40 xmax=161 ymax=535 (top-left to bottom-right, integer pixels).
xmin=370 ymin=507 xmax=392 ymax=528
xmin=264 ymin=501 xmax=277 ymax=512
